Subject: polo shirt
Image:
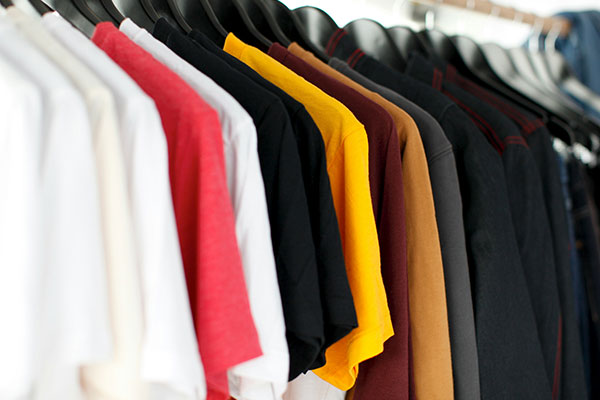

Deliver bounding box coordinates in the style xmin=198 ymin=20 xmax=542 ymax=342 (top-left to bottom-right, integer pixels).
xmin=406 ymin=53 xmax=561 ymax=393
xmin=327 ymin=30 xmax=553 ymax=399
xmin=0 ymin=15 xmax=110 ymax=399
xmin=42 ymin=13 xmax=206 ymax=400
xmin=120 ymin=19 xmax=288 ymax=400
xmin=327 ymin=56 xmax=479 ymax=400
xmin=222 ymin=33 xmax=390 ymax=392
xmin=286 ymin=44 xmax=454 ymax=400
xmin=439 ymin=62 xmax=588 ymax=400
xmin=152 ymin=20 xmax=325 ymax=380
xmin=92 ymin=23 xmax=261 ymax=400
xmin=185 ymin=28 xmax=357 ymax=370
xmin=269 ymin=43 xmax=411 ymax=400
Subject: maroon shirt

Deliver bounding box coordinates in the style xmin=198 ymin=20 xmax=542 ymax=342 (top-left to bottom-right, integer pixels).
xmin=268 ymin=43 xmax=410 ymax=400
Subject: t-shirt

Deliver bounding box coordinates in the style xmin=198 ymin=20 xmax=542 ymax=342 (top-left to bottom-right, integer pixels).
xmin=406 ymin=53 xmax=561 ymax=392
xmin=92 ymin=23 xmax=261 ymax=400
xmin=0 ymin=15 xmax=110 ymax=399
xmin=222 ymin=33 xmax=390 ymax=392
xmin=327 ymin=57 xmax=479 ymax=400
xmin=186 ymin=29 xmax=357 ymax=370
xmin=268 ymin=43 xmax=409 ymax=400
xmin=8 ymin=7 xmax=145 ymax=399
xmin=42 ymin=12 xmax=207 ymax=399
xmin=438 ymin=61 xmax=588 ymax=400
xmin=327 ymin=30 xmax=553 ymax=399
xmin=284 ymin=43 xmax=453 ymax=400
xmin=120 ymin=19 xmax=288 ymax=400
xmin=152 ymin=20 xmax=324 ymax=381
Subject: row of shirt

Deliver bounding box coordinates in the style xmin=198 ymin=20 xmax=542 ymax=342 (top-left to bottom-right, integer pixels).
xmin=1 ymin=1 xmax=599 ymax=399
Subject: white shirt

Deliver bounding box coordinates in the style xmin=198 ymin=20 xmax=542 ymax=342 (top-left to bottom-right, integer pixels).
xmin=0 ymin=15 xmax=111 ymax=399
xmin=120 ymin=19 xmax=290 ymax=400
xmin=41 ymin=12 xmax=207 ymax=400
xmin=283 ymin=372 xmax=346 ymax=400
xmin=7 ymin=7 xmax=142 ymax=400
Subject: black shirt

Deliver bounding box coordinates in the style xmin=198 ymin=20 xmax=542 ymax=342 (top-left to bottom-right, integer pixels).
xmin=439 ymin=62 xmax=588 ymax=400
xmin=186 ymin=28 xmax=358 ymax=372
xmin=153 ymin=18 xmax=325 ymax=378
xmin=328 ymin=30 xmax=553 ymax=400
xmin=406 ymin=53 xmax=561 ymax=391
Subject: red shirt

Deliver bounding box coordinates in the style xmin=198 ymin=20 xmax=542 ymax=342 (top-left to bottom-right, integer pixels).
xmin=92 ymin=23 xmax=261 ymax=400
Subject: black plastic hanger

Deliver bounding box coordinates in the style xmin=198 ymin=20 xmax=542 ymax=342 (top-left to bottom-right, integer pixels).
xmin=293 ymin=6 xmax=338 ymax=54
xmin=98 ymin=0 xmax=123 ymax=23
xmin=481 ymin=42 xmax=576 ymax=118
xmin=71 ymin=0 xmax=103 ymax=24
xmin=261 ymin=0 xmax=328 ymax=61
xmin=40 ymin=0 xmax=96 ymax=36
xmin=143 ymin=0 xmax=189 ymax=33
xmin=451 ymin=34 xmax=549 ymax=119
xmin=343 ymin=19 xmax=405 ymax=70
xmin=207 ymin=0 xmax=272 ymax=50
xmin=82 ymin=0 xmax=118 ymax=24
xmin=387 ymin=25 xmax=431 ymax=60
xmin=544 ymin=50 xmax=600 ymax=115
xmin=170 ymin=0 xmax=226 ymax=44
xmin=236 ymin=0 xmax=290 ymax=46
xmin=29 ymin=0 xmax=52 ymax=14
xmin=480 ymin=42 xmax=599 ymax=146
xmin=421 ymin=29 xmax=468 ymax=64
xmin=111 ymin=0 xmax=156 ymax=30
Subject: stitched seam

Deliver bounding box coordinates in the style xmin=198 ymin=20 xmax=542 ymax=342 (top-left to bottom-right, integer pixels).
xmin=350 ymin=51 xmax=365 ymax=68
xmin=452 ymin=74 xmax=538 ymax=133
xmin=327 ymin=29 xmax=347 ymax=55
xmin=427 ymin=146 xmax=455 ymax=165
xmin=347 ymin=48 xmax=362 ymax=67
xmin=443 ymin=89 xmax=505 ymax=153
xmin=552 ymin=315 xmax=563 ymax=400
xmin=442 ymin=66 xmax=537 ymax=132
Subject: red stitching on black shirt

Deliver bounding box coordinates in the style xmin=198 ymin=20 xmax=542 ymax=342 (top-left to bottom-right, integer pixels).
xmin=448 ymin=72 xmax=539 ymax=134
xmin=326 ymin=29 xmax=347 ymax=55
xmin=443 ymin=90 xmax=505 ymax=153
xmin=350 ymin=51 xmax=365 ymax=68
xmin=552 ymin=315 xmax=563 ymax=400
xmin=347 ymin=48 xmax=362 ymax=67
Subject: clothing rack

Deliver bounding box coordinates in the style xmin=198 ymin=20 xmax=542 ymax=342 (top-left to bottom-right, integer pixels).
xmin=409 ymin=0 xmax=571 ymax=36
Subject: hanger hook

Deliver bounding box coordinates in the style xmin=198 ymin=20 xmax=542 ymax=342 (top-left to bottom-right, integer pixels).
xmin=425 ymin=0 xmax=442 ymax=30
xmin=483 ymin=2 xmax=501 ymax=38
xmin=545 ymin=19 xmax=563 ymax=52
xmin=488 ymin=3 xmax=501 ymax=19
xmin=513 ymin=8 xmax=524 ymax=24
xmin=392 ymin=0 xmax=408 ymax=20
xmin=529 ymin=17 xmax=545 ymax=51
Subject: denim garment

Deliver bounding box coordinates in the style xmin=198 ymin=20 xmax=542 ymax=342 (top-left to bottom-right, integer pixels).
xmin=557 ymin=152 xmax=591 ymax=397
xmin=555 ymin=11 xmax=600 ymax=97
xmin=566 ymin=157 xmax=600 ymax=399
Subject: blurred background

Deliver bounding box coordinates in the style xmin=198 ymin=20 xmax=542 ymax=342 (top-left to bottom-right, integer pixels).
xmin=279 ymin=0 xmax=599 ymax=47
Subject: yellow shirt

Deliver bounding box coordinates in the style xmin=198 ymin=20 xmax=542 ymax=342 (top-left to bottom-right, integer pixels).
xmin=287 ymin=44 xmax=454 ymax=400
xmin=224 ymin=34 xmax=393 ymax=391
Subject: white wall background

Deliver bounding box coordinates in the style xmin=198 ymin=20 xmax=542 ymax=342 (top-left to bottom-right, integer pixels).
xmin=279 ymin=0 xmax=600 ymax=47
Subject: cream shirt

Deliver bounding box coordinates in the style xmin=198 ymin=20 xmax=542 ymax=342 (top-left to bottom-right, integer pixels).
xmin=41 ymin=12 xmax=207 ymax=400
xmin=0 ymin=15 xmax=110 ymax=399
xmin=8 ymin=6 xmax=141 ymax=400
